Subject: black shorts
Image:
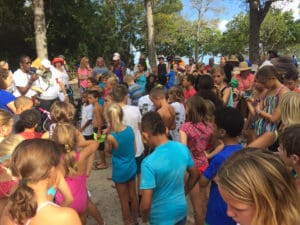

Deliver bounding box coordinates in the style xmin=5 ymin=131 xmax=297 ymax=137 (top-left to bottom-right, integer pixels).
xmin=93 ymin=127 xmax=106 ymax=151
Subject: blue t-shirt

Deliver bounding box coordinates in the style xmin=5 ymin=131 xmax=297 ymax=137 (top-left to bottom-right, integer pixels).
xmin=140 ymin=141 xmax=194 ymax=225
xmin=111 ymin=126 xmax=137 ymax=183
xmin=204 ymin=144 xmax=242 ymax=225
xmin=0 ymin=90 xmax=15 ymax=113
xmin=165 ymin=70 xmax=176 ymax=90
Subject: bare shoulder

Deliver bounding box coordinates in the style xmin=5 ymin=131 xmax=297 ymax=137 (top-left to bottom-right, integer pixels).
xmin=42 ymin=206 xmax=81 ymax=225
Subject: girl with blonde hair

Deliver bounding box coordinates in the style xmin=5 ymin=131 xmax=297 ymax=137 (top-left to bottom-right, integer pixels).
xmin=105 ymin=103 xmax=138 ymax=225
xmin=218 ymin=148 xmax=300 ymax=225
xmin=52 ymin=123 xmax=99 ymax=224
xmin=0 ymin=109 xmax=14 ymax=142
xmin=1 ymin=139 xmax=81 ymax=225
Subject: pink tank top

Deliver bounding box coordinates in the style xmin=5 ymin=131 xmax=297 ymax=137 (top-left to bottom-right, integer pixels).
xmin=55 ymin=152 xmax=88 ymax=213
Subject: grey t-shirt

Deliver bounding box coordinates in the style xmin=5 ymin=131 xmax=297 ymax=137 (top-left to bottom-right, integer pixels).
xmin=92 ymin=66 xmax=109 ymax=77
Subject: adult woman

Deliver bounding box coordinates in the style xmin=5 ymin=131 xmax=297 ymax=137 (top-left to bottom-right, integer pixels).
xmin=52 ymin=57 xmax=73 ymax=103
xmin=134 ymin=61 xmax=149 ymax=91
xmin=0 ymin=139 xmax=81 ymax=225
xmin=0 ymin=68 xmax=16 ymax=114
xmin=233 ymin=61 xmax=255 ymax=94
xmin=78 ymin=57 xmax=92 ymax=92
xmin=218 ymin=148 xmax=300 ymax=225
xmin=52 ymin=57 xmax=69 ymax=89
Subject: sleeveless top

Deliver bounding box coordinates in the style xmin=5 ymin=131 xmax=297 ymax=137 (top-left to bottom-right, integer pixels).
xmin=220 ymin=86 xmax=234 ymax=107
xmin=255 ymin=85 xmax=284 ymax=136
xmin=135 ymin=72 xmax=147 ymax=91
xmin=15 ymin=201 xmax=59 ymax=225
xmin=111 ymin=126 xmax=137 ymax=183
xmin=55 ymin=151 xmax=87 ymax=213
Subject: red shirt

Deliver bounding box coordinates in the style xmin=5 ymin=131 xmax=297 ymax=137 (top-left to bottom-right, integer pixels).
xmin=20 ymin=131 xmax=43 ymax=140
xmin=294 ymin=87 xmax=300 ymax=93
xmin=184 ymin=87 xmax=196 ymax=99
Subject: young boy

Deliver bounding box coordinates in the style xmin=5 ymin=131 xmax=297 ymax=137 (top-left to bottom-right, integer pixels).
xmin=149 ymin=86 xmax=176 ymax=132
xmin=278 ymin=124 xmax=300 ymax=191
xmin=17 ymin=109 xmax=42 ymax=139
xmin=88 ymin=90 xmax=107 ymax=169
xmin=140 ymin=111 xmax=199 ymax=225
xmin=123 ymin=75 xmax=144 ymax=106
xmin=199 ymin=106 xmax=244 ymax=225
xmin=110 ymin=84 xmax=145 ymax=200
xmin=13 ymin=96 xmax=34 ymax=134
xmin=79 ymin=91 xmax=94 ymax=140
xmin=182 ymin=74 xmax=196 ymax=100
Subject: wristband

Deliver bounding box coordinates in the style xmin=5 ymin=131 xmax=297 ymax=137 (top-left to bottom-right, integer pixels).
xmin=257 ymin=109 xmax=262 ymax=115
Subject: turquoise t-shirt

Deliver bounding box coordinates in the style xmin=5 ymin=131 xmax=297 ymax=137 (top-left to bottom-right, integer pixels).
xmin=111 ymin=126 xmax=137 ymax=183
xmin=140 ymin=141 xmax=194 ymax=225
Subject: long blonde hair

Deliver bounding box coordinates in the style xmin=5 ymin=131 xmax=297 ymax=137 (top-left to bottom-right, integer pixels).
xmin=218 ymin=148 xmax=300 ymax=225
xmin=280 ymin=92 xmax=300 ymax=126
xmin=52 ymin=123 xmax=78 ymax=176
xmin=105 ymin=103 xmax=123 ymax=132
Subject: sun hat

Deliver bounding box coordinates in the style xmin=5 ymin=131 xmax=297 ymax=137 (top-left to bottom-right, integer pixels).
xmin=239 ymin=61 xmax=251 ymax=71
xmin=157 ymin=55 xmax=164 ymax=59
xmin=228 ymin=55 xmax=239 ymax=62
xmin=113 ymin=55 xmax=120 ymax=61
xmin=52 ymin=57 xmax=64 ymax=65
xmin=41 ymin=59 xmax=51 ymax=68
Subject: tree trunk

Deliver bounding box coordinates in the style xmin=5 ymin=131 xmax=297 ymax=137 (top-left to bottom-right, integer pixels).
xmin=145 ymin=0 xmax=157 ymax=71
xmin=248 ymin=0 xmax=273 ymax=64
xmin=33 ymin=0 xmax=48 ymax=59
xmin=195 ymin=21 xmax=200 ymax=62
xmin=249 ymin=3 xmax=260 ymax=64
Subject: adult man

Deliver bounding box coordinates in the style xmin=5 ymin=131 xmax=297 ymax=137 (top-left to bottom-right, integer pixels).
xmin=38 ymin=59 xmax=68 ymax=110
xmin=92 ymin=57 xmax=109 ymax=78
xmin=13 ymin=55 xmax=39 ymax=98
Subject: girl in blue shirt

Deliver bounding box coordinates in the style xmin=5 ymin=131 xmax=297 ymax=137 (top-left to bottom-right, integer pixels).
xmin=105 ymin=103 xmax=138 ymax=225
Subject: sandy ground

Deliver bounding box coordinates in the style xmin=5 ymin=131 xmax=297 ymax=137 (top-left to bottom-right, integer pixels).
xmin=69 ymin=80 xmax=195 ymax=225
xmin=86 ymin=156 xmax=194 ymax=225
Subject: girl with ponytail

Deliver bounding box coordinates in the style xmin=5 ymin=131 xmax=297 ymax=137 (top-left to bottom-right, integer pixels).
xmin=0 ymin=139 xmax=81 ymax=225
xmin=105 ymin=103 xmax=138 ymax=225
xmin=52 ymin=122 xmax=99 ymax=224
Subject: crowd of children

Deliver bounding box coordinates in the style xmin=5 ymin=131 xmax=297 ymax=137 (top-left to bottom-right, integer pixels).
xmin=0 ymin=52 xmax=300 ymax=225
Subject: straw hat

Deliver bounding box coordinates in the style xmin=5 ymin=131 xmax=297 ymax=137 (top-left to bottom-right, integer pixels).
xmin=228 ymin=55 xmax=239 ymax=62
xmin=239 ymin=61 xmax=251 ymax=71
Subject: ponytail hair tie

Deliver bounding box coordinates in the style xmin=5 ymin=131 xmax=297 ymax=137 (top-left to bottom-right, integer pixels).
xmin=20 ymin=179 xmax=27 ymax=186
xmin=65 ymin=144 xmax=71 ymax=153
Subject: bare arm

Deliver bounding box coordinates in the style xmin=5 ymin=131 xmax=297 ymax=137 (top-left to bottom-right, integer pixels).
xmin=6 ymin=101 xmax=16 ymax=114
xmin=179 ymin=130 xmax=187 ymax=145
xmin=247 ymin=131 xmax=277 ymax=149
xmin=222 ymin=87 xmax=231 ymax=105
xmin=140 ymin=189 xmax=152 ymax=223
xmin=56 ymin=171 xmax=73 ymax=207
xmin=184 ymin=166 xmax=200 ymax=195
xmin=256 ymin=89 xmax=288 ymax=123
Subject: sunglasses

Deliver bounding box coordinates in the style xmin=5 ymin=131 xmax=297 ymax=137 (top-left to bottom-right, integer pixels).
xmin=24 ymin=61 xmax=32 ymax=65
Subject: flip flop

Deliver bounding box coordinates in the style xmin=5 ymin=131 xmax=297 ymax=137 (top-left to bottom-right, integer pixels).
xmin=93 ymin=163 xmax=108 ymax=170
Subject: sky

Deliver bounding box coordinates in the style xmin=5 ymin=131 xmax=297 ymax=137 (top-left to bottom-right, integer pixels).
xmin=182 ymin=0 xmax=300 ymax=33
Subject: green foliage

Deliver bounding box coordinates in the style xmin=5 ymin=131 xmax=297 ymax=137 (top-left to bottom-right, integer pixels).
xmin=216 ymin=8 xmax=299 ymax=56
